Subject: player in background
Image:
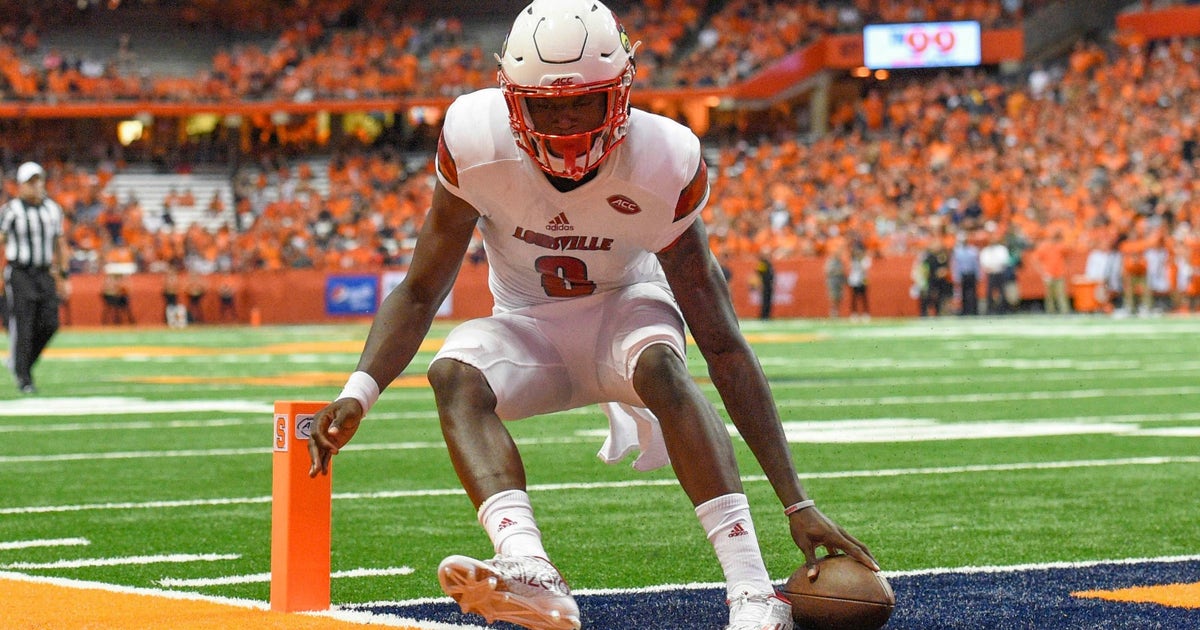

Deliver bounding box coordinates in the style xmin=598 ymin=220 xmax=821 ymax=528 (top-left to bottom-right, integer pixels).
xmin=307 ymin=2 xmax=878 ymax=629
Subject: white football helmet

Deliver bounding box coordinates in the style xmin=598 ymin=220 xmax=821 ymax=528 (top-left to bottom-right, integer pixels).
xmin=498 ymin=0 xmax=637 ymax=180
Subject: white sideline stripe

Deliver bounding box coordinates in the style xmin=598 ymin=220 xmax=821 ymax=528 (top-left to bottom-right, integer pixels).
xmin=159 ymin=566 xmax=415 ymax=588
xmin=1 ymin=553 xmax=239 ymax=570
xmin=0 ymin=537 xmax=89 ymax=551
xmin=881 ymin=553 xmax=1200 ymax=578
xmin=3 ymin=456 xmax=1198 ymax=516
xmin=348 ymin=554 xmax=1200 ymax=626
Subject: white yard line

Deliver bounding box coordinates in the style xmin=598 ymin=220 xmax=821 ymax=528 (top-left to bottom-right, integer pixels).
xmin=0 ymin=398 xmax=272 ymax=417
xmin=158 ymin=566 xmax=415 ymax=588
xmin=0 ymin=436 xmax=593 ymax=464
xmin=5 ymin=399 xmax=1200 ymax=464
xmin=1 ymin=553 xmax=239 ymax=570
xmin=763 ymin=365 xmax=1200 ymax=387
xmin=0 ymin=447 xmax=268 ymax=464
xmin=3 ymin=456 xmax=1197 ymax=516
xmin=0 ymin=569 xmax=270 ymax=610
xmin=0 ymin=411 xmax=445 ymax=434
xmin=0 ymin=538 xmax=89 ymax=551
xmin=0 ymin=418 xmax=252 ymax=433
xmin=778 ymin=385 xmax=1200 ymax=407
xmin=4 ymin=407 xmax=1199 ymax=440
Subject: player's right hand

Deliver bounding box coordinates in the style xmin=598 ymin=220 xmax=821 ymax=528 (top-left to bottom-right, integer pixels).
xmin=307 ymin=398 xmax=364 ymax=477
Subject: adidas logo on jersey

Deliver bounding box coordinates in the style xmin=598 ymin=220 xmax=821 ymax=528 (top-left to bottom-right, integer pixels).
xmin=728 ymin=522 xmax=750 ymax=538
xmin=546 ymin=212 xmax=574 ymax=231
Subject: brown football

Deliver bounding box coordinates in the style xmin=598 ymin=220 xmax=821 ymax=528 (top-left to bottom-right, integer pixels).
xmin=779 ymin=554 xmax=895 ymax=630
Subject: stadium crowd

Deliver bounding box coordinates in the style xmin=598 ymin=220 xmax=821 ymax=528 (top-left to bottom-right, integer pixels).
xmin=1 ymin=0 xmax=1198 ymax=315
xmin=704 ymin=34 xmax=1199 ymax=311
xmin=4 ymin=0 xmax=1044 ymax=101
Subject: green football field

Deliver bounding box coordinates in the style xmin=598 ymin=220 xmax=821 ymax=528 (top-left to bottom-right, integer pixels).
xmin=2 ymin=315 xmax=1199 ymax=623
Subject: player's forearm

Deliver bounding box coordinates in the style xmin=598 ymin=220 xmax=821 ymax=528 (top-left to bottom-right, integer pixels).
xmin=353 ymin=283 xmax=446 ymax=391
xmin=708 ymin=349 xmax=807 ymax=506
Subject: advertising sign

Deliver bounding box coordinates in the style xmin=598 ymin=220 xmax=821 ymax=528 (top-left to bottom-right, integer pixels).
xmin=325 ymin=275 xmax=379 ymax=316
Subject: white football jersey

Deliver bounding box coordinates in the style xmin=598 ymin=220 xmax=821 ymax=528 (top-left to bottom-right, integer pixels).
xmin=436 ymin=88 xmax=709 ymax=313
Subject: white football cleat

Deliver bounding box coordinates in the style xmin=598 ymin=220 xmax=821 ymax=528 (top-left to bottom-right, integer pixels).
xmin=438 ymin=554 xmax=581 ymax=630
xmin=725 ymin=591 xmax=795 ymax=630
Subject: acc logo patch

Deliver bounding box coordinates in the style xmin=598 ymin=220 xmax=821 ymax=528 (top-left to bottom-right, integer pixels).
xmin=295 ymin=413 xmax=315 ymax=440
xmin=607 ymin=194 xmax=641 ymax=215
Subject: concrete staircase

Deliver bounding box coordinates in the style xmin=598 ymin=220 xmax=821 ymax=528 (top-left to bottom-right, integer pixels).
xmin=103 ymin=170 xmax=235 ymax=233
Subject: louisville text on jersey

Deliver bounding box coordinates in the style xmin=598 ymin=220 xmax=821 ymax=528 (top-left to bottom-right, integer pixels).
xmin=512 ymin=226 xmax=614 ymax=252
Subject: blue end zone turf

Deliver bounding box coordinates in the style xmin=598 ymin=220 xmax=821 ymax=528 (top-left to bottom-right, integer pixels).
xmin=343 ymin=559 xmax=1200 ymax=628
xmin=887 ymin=558 xmax=1200 ymax=629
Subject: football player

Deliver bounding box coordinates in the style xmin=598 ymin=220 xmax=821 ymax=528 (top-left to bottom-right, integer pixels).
xmin=308 ymin=2 xmax=878 ymax=628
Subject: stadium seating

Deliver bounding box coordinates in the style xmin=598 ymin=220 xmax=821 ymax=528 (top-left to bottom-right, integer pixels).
xmin=103 ymin=169 xmax=235 ymax=233
xmin=2 ymin=0 xmax=1198 ymax=316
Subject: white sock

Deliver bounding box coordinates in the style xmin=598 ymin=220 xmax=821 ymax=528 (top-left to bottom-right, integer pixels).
xmin=478 ymin=489 xmax=547 ymax=559
xmin=695 ymin=493 xmax=773 ymax=598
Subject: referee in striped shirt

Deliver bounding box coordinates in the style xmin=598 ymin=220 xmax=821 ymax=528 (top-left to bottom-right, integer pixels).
xmin=1 ymin=162 xmax=71 ymax=394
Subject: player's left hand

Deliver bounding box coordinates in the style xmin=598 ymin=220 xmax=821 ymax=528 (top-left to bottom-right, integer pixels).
xmin=789 ymin=507 xmax=879 ymax=578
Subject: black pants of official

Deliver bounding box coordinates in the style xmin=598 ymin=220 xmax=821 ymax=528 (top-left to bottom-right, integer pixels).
xmin=4 ymin=266 xmax=60 ymax=388
xmin=959 ymin=272 xmax=979 ymax=316
xmin=985 ymin=271 xmax=1010 ymax=314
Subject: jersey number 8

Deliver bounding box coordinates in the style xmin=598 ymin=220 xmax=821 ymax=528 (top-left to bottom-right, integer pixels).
xmin=535 ymin=255 xmax=596 ymax=298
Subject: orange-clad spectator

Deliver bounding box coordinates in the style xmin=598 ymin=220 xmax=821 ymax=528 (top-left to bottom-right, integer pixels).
xmin=206 ymin=190 xmax=226 ymax=217
xmin=103 ymin=242 xmax=137 ymax=270
xmin=1068 ymin=40 xmax=1105 ymax=77
xmin=1182 ymin=228 xmax=1200 ymax=312
xmin=860 ymin=90 xmax=886 ymax=131
xmin=1119 ymin=223 xmax=1154 ymax=314
xmin=19 ymin=26 xmax=38 ymax=54
xmin=1029 ymin=231 xmax=1072 ymax=314
xmin=824 ymin=241 xmax=850 ymax=317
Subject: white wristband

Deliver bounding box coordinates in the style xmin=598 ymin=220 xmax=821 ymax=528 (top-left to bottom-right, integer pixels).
xmin=783 ymin=499 xmax=816 ymax=516
xmin=336 ymin=371 xmax=381 ymax=416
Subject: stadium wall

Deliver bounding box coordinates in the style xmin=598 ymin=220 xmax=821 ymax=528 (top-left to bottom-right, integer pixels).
xmin=1116 ymin=4 xmax=1200 ymax=40
xmin=59 ymin=254 xmax=1085 ymax=327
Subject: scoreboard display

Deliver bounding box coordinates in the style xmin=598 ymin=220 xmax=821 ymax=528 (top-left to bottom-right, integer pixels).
xmin=863 ymin=21 xmax=982 ymax=69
